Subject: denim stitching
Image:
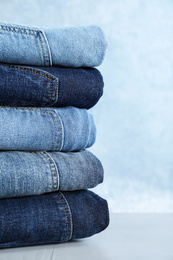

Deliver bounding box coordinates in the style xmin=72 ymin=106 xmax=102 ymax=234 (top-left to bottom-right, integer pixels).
xmin=56 ymin=193 xmax=69 ymax=241
xmin=57 ymin=192 xmax=72 ymax=241
xmin=0 ymin=25 xmax=46 ymax=65
xmin=41 ymin=30 xmax=53 ymax=66
xmin=39 ymin=152 xmax=54 ymax=190
xmin=59 ymin=191 xmax=73 ymax=240
xmin=44 ymin=151 xmax=59 ymax=190
xmin=0 ymin=107 xmax=60 ymax=151
xmin=38 ymin=34 xmax=46 ymax=65
xmin=44 ymin=111 xmax=58 ymax=151
xmin=8 ymin=65 xmax=54 ymax=106
xmin=0 ymin=26 xmax=39 ymax=36
xmin=53 ymin=111 xmax=64 ymax=151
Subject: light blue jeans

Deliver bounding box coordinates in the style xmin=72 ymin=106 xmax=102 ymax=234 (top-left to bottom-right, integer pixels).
xmin=0 ymin=150 xmax=103 ymax=198
xmin=0 ymin=22 xmax=107 ymax=67
xmin=0 ymin=106 xmax=96 ymax=151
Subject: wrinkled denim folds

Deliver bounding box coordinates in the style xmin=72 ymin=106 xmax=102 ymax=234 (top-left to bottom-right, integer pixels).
xmin=0 ymin=63 xmax=104 ymax=109
xmin=0 ymin=190 xmax=109 ymax=249
xmin=0 ymin=22 xmax=108 ymax=67
xmin=0 ymin=21 xmax=109 ymax=249
xmin=0 ymin=106 xmax=96 ymax=151
xmin=0 ymin=150 xmax=103 ymax=198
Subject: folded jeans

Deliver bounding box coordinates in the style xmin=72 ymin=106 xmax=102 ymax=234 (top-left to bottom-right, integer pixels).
xmin=0 ymin=190 xmax=109 ymax=249
xmin=0 ymin=63 xmax=104 ymax=109
xmin=0 ymin=106 xmax=96 ymax=151
xmin=0 ymin=22 xmax=108 ymax=67
xmin=0 ymin=150 xmax=103 ymax=198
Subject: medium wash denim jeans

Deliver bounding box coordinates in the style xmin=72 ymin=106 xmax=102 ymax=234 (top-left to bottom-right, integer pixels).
xmin=0 ymin=22 xmax=107 ymax=67
xmin=0 ymin=106 xmax=96 ymax=151
xmin=0 ymin=150 xmax=103 ymax=198
xmin=0 ymin=63 xmax=104 ymax=109
xmin=0 ymin=190 xmax=109 ymax=249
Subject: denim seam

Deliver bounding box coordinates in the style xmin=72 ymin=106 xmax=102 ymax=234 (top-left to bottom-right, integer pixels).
xmin=0 ymin=107 xmax=61 ymax=151
xmin=0 ymin=25 xmax=51 ymax=66
xmin=53 ymin=111 xmax=64 ymax=151
xmin=0 ymin=25 xmax=40 ymax=36
xmin=44 ymin=151 xmax=59 ymax=190
xmin=57 ymin=192 xmax=73 ymax=241
xmin=11 ymin=67 xmax=52 ymax=104
xmin=57 ymin=193 xmax=70 ymax=242
xmin=41 ymin=30 xmax=53 ymax=66
xmin=59 ymin=192 xmax=73 ymax=240
xmin=38 ymin=33 xmax=46 ymax=65
xmin=7 ymin=65 xmax=59 ymax=106
xmin=39 ymin=152 xmax=55 ymax=190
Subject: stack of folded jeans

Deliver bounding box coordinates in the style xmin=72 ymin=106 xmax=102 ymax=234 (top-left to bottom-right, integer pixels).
xmin=0 ymin=22 xmax=109 ymax=249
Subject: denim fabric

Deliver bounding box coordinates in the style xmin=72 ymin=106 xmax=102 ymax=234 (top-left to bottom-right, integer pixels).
xmin=0 ymin=106 xmax=96 ymax=151
xmin=0 ymin=190 xmax=109 ymax=248
xmin=0 ymin=150 xmax=103 ymax=198
xmin=0 ymin=22 xmax=107 ymax=67
xmin=0 ymin=63 xmax=104 ymax=109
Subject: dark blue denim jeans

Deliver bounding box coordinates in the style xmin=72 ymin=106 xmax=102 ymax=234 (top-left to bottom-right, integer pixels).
xmin=0 ymin=190 xmax=109 ymax=248
xmin=0 ymin=63 xmax=104 ymax=109
xmin=0 ymin=150 xmax=103 ymax=198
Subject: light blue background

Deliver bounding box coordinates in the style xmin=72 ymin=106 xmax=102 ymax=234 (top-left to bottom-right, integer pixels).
xmin=0 ymin=0 xmax=173 ymax=212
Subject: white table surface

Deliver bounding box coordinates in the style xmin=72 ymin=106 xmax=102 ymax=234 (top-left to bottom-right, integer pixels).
xmin=0 ymin=213 xmax=173 ymax=260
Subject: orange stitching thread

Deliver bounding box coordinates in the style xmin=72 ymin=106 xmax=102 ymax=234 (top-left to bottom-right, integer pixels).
xmin=8 ymin=66 xmax=53 ymax=105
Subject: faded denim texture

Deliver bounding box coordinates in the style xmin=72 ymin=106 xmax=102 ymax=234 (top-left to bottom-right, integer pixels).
xmin=0 ymin=190 xmax=109 ymax=249
xmin=0 ymin=19 xmax=109 ymax=249
xmin=0 ymin=22 xmax=108 ymax=67
xmin=0 ymin=150 xmax=103 ymax=198
xmin=0 ymin=106 xmax=96 ymax=151
xmin=0 ymin=63 xmax=104 ymax=109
